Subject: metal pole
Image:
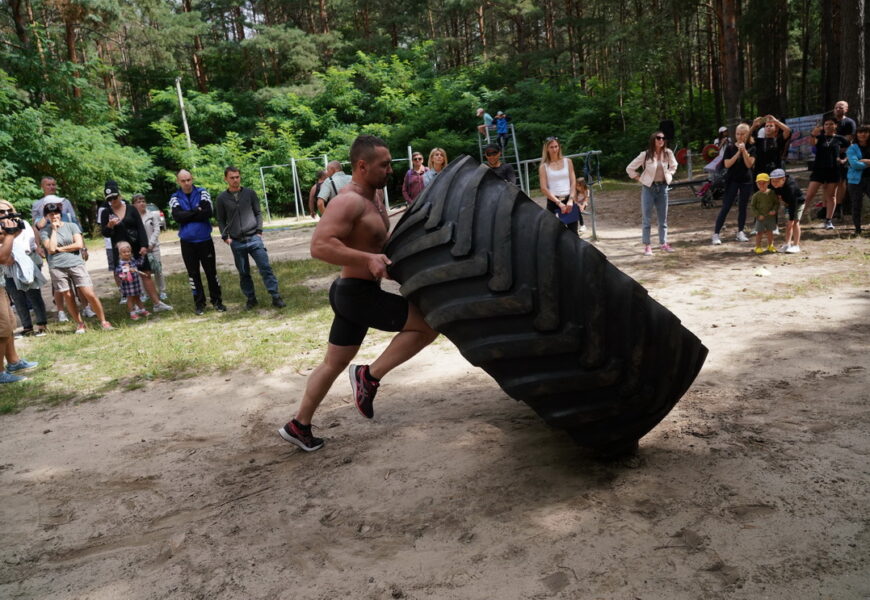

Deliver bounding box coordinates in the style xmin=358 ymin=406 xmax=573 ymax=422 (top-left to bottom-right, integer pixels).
xmin=322 ymin=154 xmax=328 ymax=169
xmin=290 ymin=157 xmax=301 ymax=220
xmin=175 ymin=77 xmax=192 ymax=152
xmin=259 ymin=166 xmax=272 ymax=222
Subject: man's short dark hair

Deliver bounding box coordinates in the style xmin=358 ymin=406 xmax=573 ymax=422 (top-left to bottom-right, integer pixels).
xmin=484 ymin=143 xmax=501 ymax=154
xmin=224 ymin=165 xmax=240 ymax=176
xmin=349 ymin=135 xmax=389 ymax=170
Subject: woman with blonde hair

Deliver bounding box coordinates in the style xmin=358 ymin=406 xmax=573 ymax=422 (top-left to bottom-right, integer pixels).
xmin=626 ymin=131 xmax=678 ymax=255
xmin=539 ymin=137 xmax=579 ymax=235
xmin=712 ymin=123 xmax=756 ymax=244
xmin=423 ymin=148 xmax=448 ymax=187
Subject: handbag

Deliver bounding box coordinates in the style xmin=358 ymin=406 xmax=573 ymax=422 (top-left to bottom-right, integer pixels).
xmin=558 ymin=203 xmax=581 ymax=224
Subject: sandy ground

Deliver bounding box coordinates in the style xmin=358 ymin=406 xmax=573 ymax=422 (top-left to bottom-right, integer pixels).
xmin=1 ymin=183 xmax=869 ymax=600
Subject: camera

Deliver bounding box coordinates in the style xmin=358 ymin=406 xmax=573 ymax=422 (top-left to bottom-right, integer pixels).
xmin=1 ymin=213 xmax=26 ymax=235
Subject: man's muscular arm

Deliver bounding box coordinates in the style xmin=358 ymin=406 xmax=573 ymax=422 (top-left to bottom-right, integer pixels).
xmin=310 ymin=192 xmax=391 ymax=279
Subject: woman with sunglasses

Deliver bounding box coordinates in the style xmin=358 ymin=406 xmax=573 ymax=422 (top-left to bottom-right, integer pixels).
xmin=402 ymin=152 xmax=428 ymax=205
xmin=626 ymin=131 xmax=678 ymax=255
xmin=711 ymin=123 xmax=756 ymax=244
xmin=423 ymin=148 xmax=448 ymax=187
xmin=539 ymin=137 xmax=580 ymax=235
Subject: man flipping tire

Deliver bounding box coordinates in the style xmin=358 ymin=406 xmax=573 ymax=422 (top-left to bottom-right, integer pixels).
xmin=278 ymin=135 xmax=438 ymax=452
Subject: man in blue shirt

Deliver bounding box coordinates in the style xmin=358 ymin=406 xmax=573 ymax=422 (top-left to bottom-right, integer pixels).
xmin=169 ymin=170 xmax=225 ymax=315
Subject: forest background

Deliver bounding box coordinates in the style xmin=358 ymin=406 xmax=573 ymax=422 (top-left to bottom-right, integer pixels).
xmin=1 ymin=0 xmax=867 ymax=229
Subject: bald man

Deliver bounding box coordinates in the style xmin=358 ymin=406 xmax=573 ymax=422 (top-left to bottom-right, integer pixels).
xmin=169 ymin=170 xmax=224 ymax=315
xmin=316 ymin=160 xmax=353 ymax=214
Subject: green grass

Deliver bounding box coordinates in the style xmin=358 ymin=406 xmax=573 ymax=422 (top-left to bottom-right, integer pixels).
xmin=0 ymin=258 xmax=341 ymax=414
xmin=744 ymin=269 xmax=870 ymax=302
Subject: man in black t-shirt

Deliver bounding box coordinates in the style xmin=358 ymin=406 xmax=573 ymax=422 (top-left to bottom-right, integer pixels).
xmin=827 ymin=100 xmax=857 ymax=213
xmin=483 ymin=143 xmax=516 ymax=183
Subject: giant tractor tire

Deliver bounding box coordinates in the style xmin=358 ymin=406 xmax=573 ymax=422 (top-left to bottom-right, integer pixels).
xmin=384 ymin=156 xmax=708 ymax=452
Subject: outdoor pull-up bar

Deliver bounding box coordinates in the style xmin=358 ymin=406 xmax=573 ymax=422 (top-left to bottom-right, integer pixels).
xmin=257 ymin=146 xmax=416 ymax=221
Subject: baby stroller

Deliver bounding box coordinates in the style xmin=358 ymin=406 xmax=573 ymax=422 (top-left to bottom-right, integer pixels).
xmin=697 ymin=169 xmax=725 ymax=208
xmin=696 ymin=151 xmax=725 ymax=208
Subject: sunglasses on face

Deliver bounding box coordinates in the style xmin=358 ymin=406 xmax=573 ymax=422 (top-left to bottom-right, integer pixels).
xmin=413 ymin=157 xmax=423 ymax=161
xmin=485 ymin=151 xmax=499 ymax=156
xmin=655 ymin=136 xmax=666 ymax=140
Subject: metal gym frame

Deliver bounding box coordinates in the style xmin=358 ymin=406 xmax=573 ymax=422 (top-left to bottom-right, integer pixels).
xmin=257 ymin=146 xmax=419 ymax=222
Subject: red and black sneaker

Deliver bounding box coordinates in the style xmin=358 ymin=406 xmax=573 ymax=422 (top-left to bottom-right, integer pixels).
xmin=349 ymin=364 xmax=379 ymax=419
xmin=277 ymin=419 xmax=324 ymax=452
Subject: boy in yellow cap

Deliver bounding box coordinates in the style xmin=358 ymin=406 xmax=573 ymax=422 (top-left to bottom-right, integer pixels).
xmin=751 ymin=173 xmax=779 ymax=253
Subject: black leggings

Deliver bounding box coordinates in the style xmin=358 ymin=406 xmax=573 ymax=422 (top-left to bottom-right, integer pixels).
xmin=180 ymin=239 xmax=222 ymax=308
xmin=849 ymin=179 xmax=869 ymax=231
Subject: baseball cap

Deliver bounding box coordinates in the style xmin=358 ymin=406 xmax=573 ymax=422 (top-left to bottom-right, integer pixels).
xmin=104 ymin=180 xmax=120 ymax=201
xmin=769 ymin=168 xmax=786 ymax=179
xmin=484 ymin=143 xmax=501 ymax=155
xmin=755 ymin=173 xmax=770 ymax=182
xmin=43 ymin=202 xmax=62 ymax=216
xmin=718 ymin=126 xmax=727 ymax=133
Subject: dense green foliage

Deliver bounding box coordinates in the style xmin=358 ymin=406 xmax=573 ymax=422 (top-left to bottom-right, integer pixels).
xmin=0 ymin=0 xmax=863 ymax=219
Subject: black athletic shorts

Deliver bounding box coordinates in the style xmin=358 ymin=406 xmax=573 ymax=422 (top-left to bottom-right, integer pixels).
xmin=328 ymin=278 xmax=409 ymax=346
xmin=810 ymin=166 xmax=840 ymax=184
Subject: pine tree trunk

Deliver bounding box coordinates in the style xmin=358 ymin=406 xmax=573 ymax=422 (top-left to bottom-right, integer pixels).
xmin=839 ymin=0 xmax=865 ymax=123
xmin=721 ymin=0 xmax=740 ymax=124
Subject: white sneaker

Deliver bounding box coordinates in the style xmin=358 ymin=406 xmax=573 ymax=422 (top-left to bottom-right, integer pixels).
xmin=773 ymin=227 xmax=780 ymax=235
xmin=824 ymin=220 xmax=834 ymax=230
xmin=736 ymin=231 xmax=749 ymax=242
xmin=778 ymin=243 xmax=790 ymax=252
xmin=785 ymin=245 xmax=800 ymax=254
xmin=81 ymin=306 xmax=96 ymax=318
xmin=57 ymin=311 xmax=69 ymax=323
xmin=159 ymin=292 xmax=168 ymax=300
xmin=119 ymin=296 xmax=127 ymax=304
xmin=153 ymin=302 xmax=174 ymax=312
xmin=579 ymin=225 xmax=587 ymax=232
xmin=711 ymin=234 xmax=722 ymax=245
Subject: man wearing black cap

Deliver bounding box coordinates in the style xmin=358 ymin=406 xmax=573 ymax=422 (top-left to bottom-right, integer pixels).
xmin=216 ymin=166 xmax=284 ymax=310
xmin=483 ymin=144 xmax=516 ymax=183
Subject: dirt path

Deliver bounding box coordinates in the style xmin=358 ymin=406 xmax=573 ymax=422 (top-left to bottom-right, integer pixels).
xmin=1 ymin=187 xmax=868 ymax=599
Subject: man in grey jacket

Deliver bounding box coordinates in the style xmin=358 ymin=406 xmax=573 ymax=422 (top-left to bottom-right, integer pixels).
xmin=215 ymin=166 xmax=285 ymax=309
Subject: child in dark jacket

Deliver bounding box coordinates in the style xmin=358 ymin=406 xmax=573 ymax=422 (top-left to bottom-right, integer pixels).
xmin=769 ymin=168 xmax=805 ymax=253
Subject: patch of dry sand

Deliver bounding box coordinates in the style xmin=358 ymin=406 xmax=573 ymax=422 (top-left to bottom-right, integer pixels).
xmin=1 ymin=186 xmax=868 ymax=599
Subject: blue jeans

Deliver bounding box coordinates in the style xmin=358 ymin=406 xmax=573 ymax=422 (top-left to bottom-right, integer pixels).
xmin=715 ymin=181 xmax=753 ymax=234
xmin=230 ymin=236 xmax=279 ymax=300
xmin=641 ymin=183 xmax=669 ymax=245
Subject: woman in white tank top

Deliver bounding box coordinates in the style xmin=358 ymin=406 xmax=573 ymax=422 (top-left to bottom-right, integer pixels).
xmin=539 ymin=137 xmax=580 ymax=235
